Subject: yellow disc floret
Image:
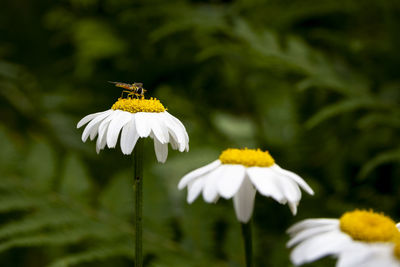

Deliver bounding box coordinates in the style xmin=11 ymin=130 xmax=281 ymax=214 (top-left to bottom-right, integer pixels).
xmin=219 ymin=148 xmax=275 ymax=167
xmin=340 ymin=210 xmax=399 ymax=243
xmin=111 ymin=97 xmax=166 ymax=113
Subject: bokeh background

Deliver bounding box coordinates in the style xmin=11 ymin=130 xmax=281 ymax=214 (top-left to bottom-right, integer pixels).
xmin=0 ymin=0 xmax=399 ymax=266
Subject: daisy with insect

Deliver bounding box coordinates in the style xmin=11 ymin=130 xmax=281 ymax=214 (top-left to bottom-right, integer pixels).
xmin=77 ymin=81 xmax=189 ymax=267
xmin=77 ymin=81 xmax=189 ymax=162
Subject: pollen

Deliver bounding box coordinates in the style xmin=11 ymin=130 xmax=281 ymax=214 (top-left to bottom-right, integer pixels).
xmin=111 ymin=97 xmax=166 ymax=113
xmin=339 ymin=210 xmax=400 ymax=243
xmin=219 ymin=148 xmax=275 ymax=167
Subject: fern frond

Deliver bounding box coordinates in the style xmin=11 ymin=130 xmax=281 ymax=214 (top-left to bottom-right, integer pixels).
xmin=0 ymin=177 xmax=25 ymax=191
xmin=47 ymin=245 xmax=133 ymax=267
xmin=0 ymin=211 xmax=86 ymax=240
xmin=305 ymin=98 xmax=389 ymax=129
xmin=357 ymin=112 xmax=400 ymax=129
xmin=0 ymin=195 xmax=44 ymax=213
xmin=358 ymin=148 xmax=400 ymax=179
xmin=0 ymin=225 xmax=120 ymax=253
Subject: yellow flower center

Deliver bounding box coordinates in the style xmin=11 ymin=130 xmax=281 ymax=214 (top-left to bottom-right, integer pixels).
xmin=111 ymin=97 xmax=166 ymax=113
xmin=340 ymin=210 xmax=399 ymax=243
xmin=219 ymin=148 xmax=275 ymax=167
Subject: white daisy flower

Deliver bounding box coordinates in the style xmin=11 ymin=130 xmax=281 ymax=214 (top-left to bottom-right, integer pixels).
xmin=178 ymin=148 xmax=314 ymax=223
xmin=287 ymin=209 xmax=400 ymax=267
xmin=77 ymin=97 xmax=189 ymax=163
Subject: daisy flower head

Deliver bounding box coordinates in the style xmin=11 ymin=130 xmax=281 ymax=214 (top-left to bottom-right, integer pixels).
xmin=178 ymin=148 xmax=314 ymax=223
xmin=287 ymin=209 xmax=400 ymax=267
xmin=77 ymin=97 xmax=189 ymax=163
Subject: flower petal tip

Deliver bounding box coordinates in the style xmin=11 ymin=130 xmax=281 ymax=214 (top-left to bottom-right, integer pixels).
xmin=238 ymin=218 xmax=251 ymax=224
xmin=308 ymin=188 xmax=315 ymax=195
xmin=177 ymin=183 xmax=185 ymax=190
xmin=157 ymin=157 xmax=167 ymax=164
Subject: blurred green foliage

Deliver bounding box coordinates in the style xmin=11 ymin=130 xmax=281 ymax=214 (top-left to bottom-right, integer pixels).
xmin=0 ymin=0 xmax=399 ymax=266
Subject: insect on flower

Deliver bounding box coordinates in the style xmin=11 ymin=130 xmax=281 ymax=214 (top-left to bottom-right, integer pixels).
xmin=109 ymin=81 xmax=147 ymax=99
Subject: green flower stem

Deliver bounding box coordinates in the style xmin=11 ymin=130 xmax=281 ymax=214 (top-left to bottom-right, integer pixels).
xmin=134 ymin=139 xmax=144 ymax=267
xmin=241 ymin=222 xmax=253 ymax=267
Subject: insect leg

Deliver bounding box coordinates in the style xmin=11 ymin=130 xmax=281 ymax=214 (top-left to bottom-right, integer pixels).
xmin=128 ymin=91 xmax=136 ymax=99
xmin=121 ymin=90 xmax=132 ymax=98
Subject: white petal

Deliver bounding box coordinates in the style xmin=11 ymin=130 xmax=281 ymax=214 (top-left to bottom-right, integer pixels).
xmin=106 ymin=111 xmax=132 ymax=148
xmin=96 ymin=124 xmax=109 ymax=154
xmin=149 ymin=116 xmax=169 ymax=144
xmin=178 ymin=160 xmax=221 ymax=190
xmin=81 ymin=110 xmax=113 ymax=142
xmin=120 ymin=118 xmax=139 ymax=155
xmin=233 ymin=176 xmax=256 ymax=223
xmin=290 ymin=230 xmax=351 ymax=266
xmin=287 ymin=223 xmax=340 ymax=247
xmin=154 ymin=138 xmax=168 ymax=163
xmin=265 ymin=167 xmax=301 ymax=203
xmin=287 ymin=219 xmax=339 ymax=235
xmin=169 ymin=133 xmax=179 ymax=150
xmin=77 ymin=110 xmax=110 ymax=128
xmin=97 ymin=112 xmax=118 ymax=143
xmin=338 ymin=243 xmax=398 ymax=267
xmin=337 ymin=247 xmax=373 ymax=267
xmin=216 ymin=165 xmax=246 ymax=199
xmin=166 ymin=111 xmax=188 ymax=140
xmin=272 ymin=164 xmax=314 ymax=195
xmin=202 ymin=166 xmax=224 ymax=203
xmin=135 ymin=113 xmax=151 ymax=137
xmin=247 ymin=167 xmax=285 ymax=203
xmin=187 ymin=178 xmax=204 ymax=203
xmin=288 ymin=201 xmax=299 ymax=215
xmin=248 ymin=166 xmax=303 ymax=215
xmin=262 ymin=168 xmax=302 ymax=215
xmin=89 ymin=123 xmax=100 ymax=141
xmin=162 ymin=114 xmax=184 ymax=149
xmin=96 ymin=120 xmax=111 ymax=150
xmin=164 ymin=112 xmax=188 ymax=152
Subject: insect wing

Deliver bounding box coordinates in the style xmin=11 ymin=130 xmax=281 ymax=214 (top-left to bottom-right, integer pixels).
xmin=111 ymin=82 xmax=135 ymax=90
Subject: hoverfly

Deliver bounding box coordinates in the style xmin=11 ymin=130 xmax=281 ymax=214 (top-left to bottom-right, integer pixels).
xmin=109 ymin=81 xmax=147 ymax=99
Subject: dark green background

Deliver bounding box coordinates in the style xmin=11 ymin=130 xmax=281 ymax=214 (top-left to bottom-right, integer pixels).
xmin=0 ymin=0 xmax=399 ymax=266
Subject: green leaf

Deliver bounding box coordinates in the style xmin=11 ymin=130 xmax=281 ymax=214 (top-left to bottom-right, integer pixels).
xmin=24 ymin=140 xmax=56 ymax=190
xmin=0 ymin=225 xmax=115 ymax=253
xmin=47 ymin=245 xmax=133 ymax=267
xmin=60 ymin=154 xmax=93 ymax=201
xmin=0 ymin=211 xmax=85 ymax=240
xmin=0 ymin=126 xmax=19 ymax=175
xmin=357 ymin=112 xmax=400 ymax=129
xmin=0 ymin=195 xmax=43 ymax=213
xmin=306 ymin=98 xmax=388 ymax=129
xmin=73 ymin=19 xmax=126 ymax=61
xmin=212 ymin=112 xmax=256 ymax=145
xmin=358 ymin=149 xmax=400 ymax=179
xmin=99 ymin=171 xmax=134 ymax=219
